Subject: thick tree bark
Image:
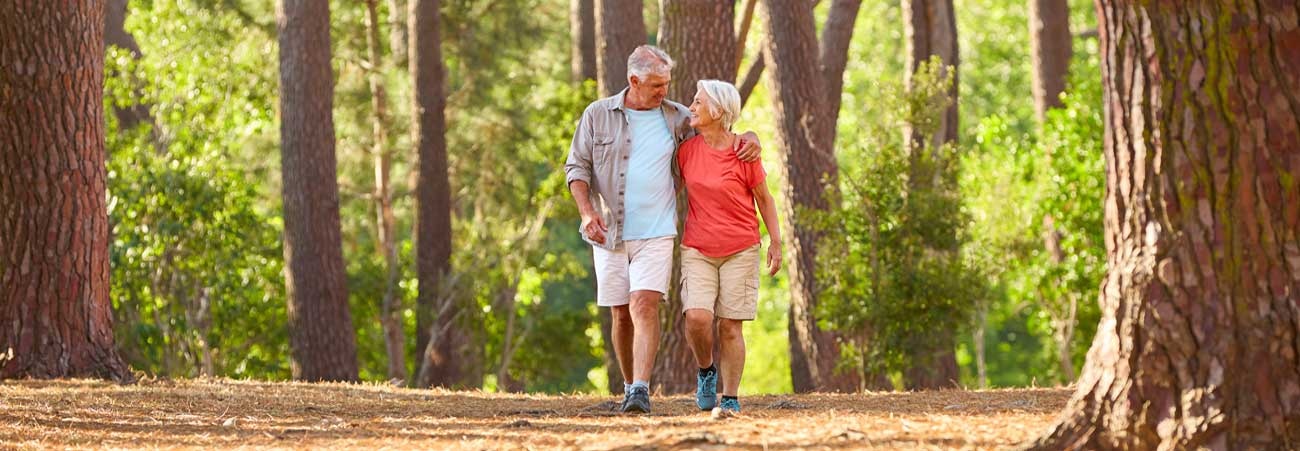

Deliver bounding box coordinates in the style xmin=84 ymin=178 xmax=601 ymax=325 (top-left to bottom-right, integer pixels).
xmin=0 ymin=0 xmax=132 ymax=382
xmin=659 ymin=0 xmax=735 ymax=104
xmin=1029 ymin=1 xmax=1300 ymax=448
xmin=410 ymin=0 xmax=466 ymax=389
xmin=1028 ymin=0 xmax=1070 ymax=122
xmin=594 ymin=0 xmax=645 ymax=96
xmin=761 ymin=0 xmax=859 ymax=393
xmin=277 ymin=0 xmax=359 ymax=382
xmin=365 ymin=0 xmax=408 ymax=383
xmin=570 ymin=0 xmax=598 ymax=82
xmin=902 ymin=0 xmax=960 ymax=390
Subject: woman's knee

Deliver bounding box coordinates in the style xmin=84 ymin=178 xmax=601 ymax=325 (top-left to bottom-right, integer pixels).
xmin=684 ymin=309 xmax=713 ymax=331
xmin=718 ymin=319 xmax=744 ymax=341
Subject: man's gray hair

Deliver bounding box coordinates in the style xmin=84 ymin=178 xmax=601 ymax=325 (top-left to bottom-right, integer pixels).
xmin=696 ymin=79 xmax=742 ymax=130
xmin=626 ymin=45 xmax=674 ymax=80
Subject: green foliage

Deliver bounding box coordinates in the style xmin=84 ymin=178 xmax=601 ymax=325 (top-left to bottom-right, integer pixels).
xmin=812 ymin=59 xmax=984 ymax=380
xmin=105 ymin=0 xmax=285 ymax=378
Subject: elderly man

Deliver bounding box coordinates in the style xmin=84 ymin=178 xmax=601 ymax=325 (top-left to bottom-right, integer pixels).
xmin=565 ymin=45 xmax=760 ymax=414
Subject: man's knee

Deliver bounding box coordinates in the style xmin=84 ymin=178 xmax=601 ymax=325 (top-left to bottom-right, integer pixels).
xmin=611 ymin=305 xmax=632 ymax=325
xmin=629 ymin=291 xmax=661 ymax=318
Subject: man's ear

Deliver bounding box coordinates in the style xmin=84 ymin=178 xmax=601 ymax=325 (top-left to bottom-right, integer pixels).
xmin=628 ymin=75 xmax=640 ymax=87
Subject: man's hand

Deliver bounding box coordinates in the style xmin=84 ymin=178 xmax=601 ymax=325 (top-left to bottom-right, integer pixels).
xmin=581 ymin=211 xmax=608 ymax=245
xmin=735 ymin=131 xmax=762 ymax=162
xmin=765 ymin=240 xmax=782 ymax=276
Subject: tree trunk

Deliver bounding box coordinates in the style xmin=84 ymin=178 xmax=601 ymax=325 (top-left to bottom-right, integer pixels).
xmin=902 ymin=0 xmax=960 ymax=390
xmin=410 ymin=0 xmax=465 ymax=389
xmin=659 ymin=0 xmax=735 ymax=103
xmin=904 ymin=0 xmax=958 ymax=150
xmin=818 ymin=0 xmax=862 ymax=132
xmin=570 ymin=0 xmax=597 ymax=82
xmin=365 ymin=0 xmax=408 ymax=383
xmin=1029 ymin=1 xmax=1300 ymax=448
xmin=104 ymin=0 xmax=151 ymax=131
xmin=761 ymin=0 xmax=859 ymax=393
xmin=1027 ymin=0 xmax=1070 ymax=123
xmin=0 ymin=0 xmax=133 ymax=382
xmin=594 ymin=0 xmax=645 ymax=96
xmin=277 ymin=0 xmax=359 ymax=382
xmin=387 ymin=0 xmax=408 ymax=68
xmin=649 ymin=0 xmax=737 ymax=395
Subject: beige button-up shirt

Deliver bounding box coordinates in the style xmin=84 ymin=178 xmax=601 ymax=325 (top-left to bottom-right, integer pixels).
xmin=565 ymin=88 xmax=695 ymax=250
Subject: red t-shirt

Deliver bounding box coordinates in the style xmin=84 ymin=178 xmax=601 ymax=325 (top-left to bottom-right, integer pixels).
xmin=678 ymin=135 xmax=767 ymax=257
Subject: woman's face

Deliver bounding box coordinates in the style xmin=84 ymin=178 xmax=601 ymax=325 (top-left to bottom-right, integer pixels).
xmin=688 ymin=90 xmax=716 ymax=128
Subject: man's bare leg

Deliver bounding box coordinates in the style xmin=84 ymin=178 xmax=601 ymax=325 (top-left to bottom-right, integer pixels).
xmin=628 ymin=290 xmax=661 ymax=384
xmin=610 ymin=305 xmax=634 ymax=388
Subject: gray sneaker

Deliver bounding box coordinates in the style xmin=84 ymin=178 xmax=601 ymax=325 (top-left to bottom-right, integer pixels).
xmin=622 ymin=386 xmax=651 ymax=413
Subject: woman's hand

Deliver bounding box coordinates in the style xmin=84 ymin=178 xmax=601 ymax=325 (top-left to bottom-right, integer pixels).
xmin=765 ymin=240 xmax=782 ymax=276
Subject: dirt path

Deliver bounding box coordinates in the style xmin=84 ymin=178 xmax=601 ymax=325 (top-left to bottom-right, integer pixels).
xmin=0 ymin=379 xmax=1069 ymax=450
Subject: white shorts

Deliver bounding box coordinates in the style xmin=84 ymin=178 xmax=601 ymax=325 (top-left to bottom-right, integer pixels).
xmin=592 ymin=236 xmax=675 ymax=307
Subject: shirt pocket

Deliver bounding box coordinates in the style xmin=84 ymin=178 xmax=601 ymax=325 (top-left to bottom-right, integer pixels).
xmin=592 ymin=134 xmax=615 ymax=167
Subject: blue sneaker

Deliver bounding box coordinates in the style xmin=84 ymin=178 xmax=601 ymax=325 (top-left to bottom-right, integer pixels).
xmin=695 ymin=369 xmax=718 ymax=410
xmin=711 ymin=398 xmax=741 ymax=419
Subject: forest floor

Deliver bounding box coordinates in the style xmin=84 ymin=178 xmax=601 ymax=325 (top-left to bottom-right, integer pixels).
xmin=0 ymin=378 xmax=1070 ymax=450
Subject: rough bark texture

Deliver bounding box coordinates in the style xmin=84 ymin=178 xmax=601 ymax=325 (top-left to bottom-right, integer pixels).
xmin=0 ymin=0 xmax=133 ymax=382
xmin=659 ymin=0 xmax=736 ymax=104
xmin=410 ymin=0 xmax=465 ymax=389
xmin=570 ymin=0 xmax=598 ymax=82
xmin=904 ymin=0 xmax=959 ymax=150
xmin=365 ymin=0 xmax=408 ymax=383
xmin=761 ymin=0 xmax=858 ymax=393
xmin=1030 ymin=1 xmax=1300 ymax=449
xmin=650 ymin=0 xmax=738 ymax=395
xmin=595 ymin=0 xmax=645 ymax=96
xmin=277 ymin=0 xmax=359 ymax=382
xmin=1028 ymin=0 xmax=1071 ymax=122
xmin=902 ymin=0 xmax=960 ymax=390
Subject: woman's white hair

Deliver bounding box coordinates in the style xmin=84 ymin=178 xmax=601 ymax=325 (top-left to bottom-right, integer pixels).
xmin=696 ymin=79 xmax=742 ymax=130
xmin=626 ymin=45 xmax=674 ymax=80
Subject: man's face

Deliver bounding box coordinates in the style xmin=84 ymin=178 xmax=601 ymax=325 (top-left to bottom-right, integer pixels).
xmin=629 ymin=71 xmax=670 ymax=107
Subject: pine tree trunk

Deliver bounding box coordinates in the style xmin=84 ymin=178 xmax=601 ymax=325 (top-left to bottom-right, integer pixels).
xmin=902 ymin=0 xmax=960 ymax=390
xmin=761 ymin=0 xmax=859 ymax=393
xmin=1029 ymin=1 xmax=1300 ymax=448
xmin=277 ymin=0 xmax=359 ymax=382
xmin=104 ymin=0 xmax=151 ymax=131
xmin=570 ymin=0 xmax=597 ymax=83
xmin=0 ymin=0 xmax=133 ymax=382
xmin=659 ymin=0 xmax=735 ymax=104
xmin=594 ymin=0 xmax=645 ymax=96
xmin=387 ymin=0 xmax=408 ymax=68
xmin=1028 ymin=0 xmax=1070 ymax=123
xmin=364 ymin=0 xmax=408 ymax=383
xmin=904 ymin=0 xmax=959 ymax=149
xmin=410 ymin=0 xmax=465 ymax=389
xmin=818 ymin=0 xmax=862 ymax=131
xmin=649 ymin=0 xmax=738 ymax=395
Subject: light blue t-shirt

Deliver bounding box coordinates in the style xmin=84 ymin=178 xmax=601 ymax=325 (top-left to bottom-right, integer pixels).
xmin=621 ymin=107 xmax=677 ymax=240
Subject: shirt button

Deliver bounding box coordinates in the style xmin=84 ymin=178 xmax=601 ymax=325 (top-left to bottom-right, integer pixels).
xmin=622 ymin=155 xmax=628 ymax=159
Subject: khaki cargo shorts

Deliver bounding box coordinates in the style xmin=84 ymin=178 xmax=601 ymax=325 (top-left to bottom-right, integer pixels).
xmin=679 ymin=244 xmax=760 ymax=320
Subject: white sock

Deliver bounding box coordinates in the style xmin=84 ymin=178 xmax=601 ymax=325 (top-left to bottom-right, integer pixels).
xmin=623 ymin=382 xmax=633 ymax=395
xmin=631 ymin=380 xmax=649 ymax=392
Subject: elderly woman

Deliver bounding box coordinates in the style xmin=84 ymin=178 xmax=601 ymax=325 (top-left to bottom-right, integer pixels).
xmin=677 ymin=79 xmax=782 ymax=416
